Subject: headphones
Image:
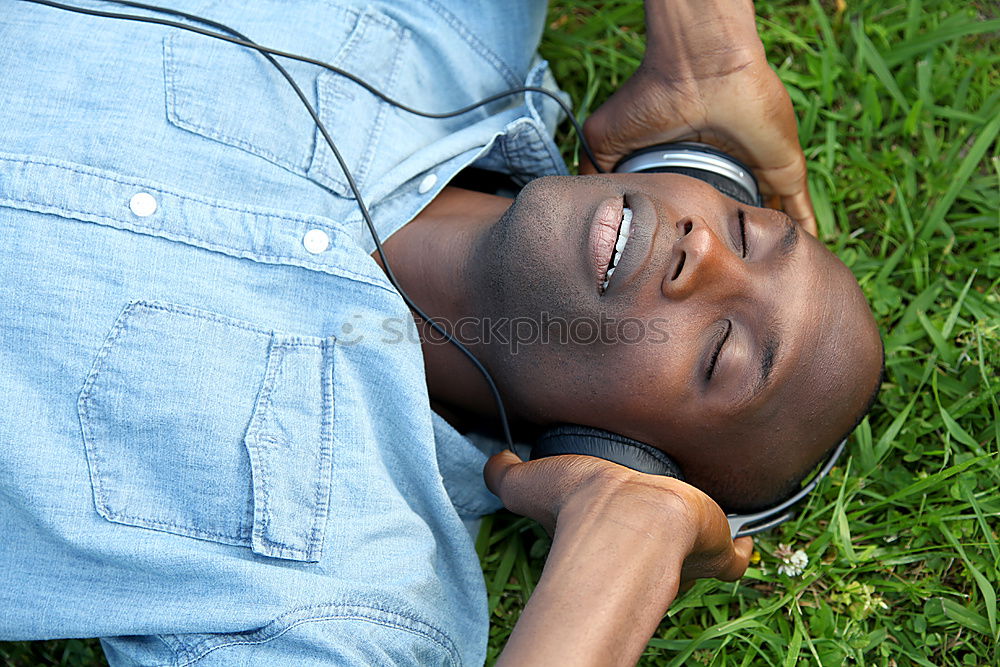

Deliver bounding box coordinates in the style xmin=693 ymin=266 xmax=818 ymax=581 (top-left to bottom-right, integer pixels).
xmin=531 ymin=143 xmax=845 ymax=538
xmin=614 ymin=141 xmax=763 ymax=207
xmin=22 ymin=0 xmax=844 ymax=539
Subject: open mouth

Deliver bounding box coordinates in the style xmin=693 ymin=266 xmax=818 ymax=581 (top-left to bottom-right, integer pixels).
xmin=601 ymin=206 xmax=633 ymax=291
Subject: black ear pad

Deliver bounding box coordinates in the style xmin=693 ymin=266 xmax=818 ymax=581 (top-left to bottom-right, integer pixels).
xmin=532 ymin=425 xmax=685 ymax=481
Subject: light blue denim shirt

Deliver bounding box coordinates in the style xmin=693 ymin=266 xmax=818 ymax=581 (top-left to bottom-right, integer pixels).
xmin=0 ymin=1 xmax=566 ymax=664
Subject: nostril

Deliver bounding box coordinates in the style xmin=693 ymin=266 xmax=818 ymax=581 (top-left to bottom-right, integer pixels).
xmin=671 ymin=251 xmax=686 ymax=280
xmin=683 ymin=220 xmax=693 ymax=235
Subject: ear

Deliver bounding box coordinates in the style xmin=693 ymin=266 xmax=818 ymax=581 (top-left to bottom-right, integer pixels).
xmin=532 ymin=424 xmax=685 ymax=480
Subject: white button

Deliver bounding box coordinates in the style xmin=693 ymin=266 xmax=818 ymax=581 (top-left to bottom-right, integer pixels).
xmin=417 ymin=173 xmax=438 ymax=194
xmin=302 ymin=229 xmax=331 ymax=254
xmin=129 ymin=192 xmax=158 ymax=217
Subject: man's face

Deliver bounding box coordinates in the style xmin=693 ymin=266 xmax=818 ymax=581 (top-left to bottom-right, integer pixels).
xmin=468 ymin=173 xmax=882 ymax=509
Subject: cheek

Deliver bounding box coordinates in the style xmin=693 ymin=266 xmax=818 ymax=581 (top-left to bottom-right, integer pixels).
xmin=581 ymin=343 xmax=691 ymax=428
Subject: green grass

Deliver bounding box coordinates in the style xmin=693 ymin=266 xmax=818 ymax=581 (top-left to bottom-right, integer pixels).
xmin=3 ymin=1 xmax=997 ymax=665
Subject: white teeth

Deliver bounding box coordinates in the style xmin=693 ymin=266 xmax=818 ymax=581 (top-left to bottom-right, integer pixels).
xmin=615 ymin=207 xmax=633 ymax=256
xmin=602 ymin=206 xmax=633 ymax=291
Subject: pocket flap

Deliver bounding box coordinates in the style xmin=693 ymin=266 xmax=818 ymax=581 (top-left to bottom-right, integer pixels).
xmin=79 ymin=300 xmax=335 ymax=562
xmin=245 ymin=337 xmax=335 ymax=561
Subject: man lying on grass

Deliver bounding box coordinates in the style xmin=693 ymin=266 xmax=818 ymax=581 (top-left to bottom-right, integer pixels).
xmin=0 ymin=0 xmax=882 ymax=665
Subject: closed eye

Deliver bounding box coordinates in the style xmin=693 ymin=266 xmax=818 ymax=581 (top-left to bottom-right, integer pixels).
xmin=705 ymin=320 xmax=733 ymax=381
xmin=738 ymin=210 xmax=747 ymax=258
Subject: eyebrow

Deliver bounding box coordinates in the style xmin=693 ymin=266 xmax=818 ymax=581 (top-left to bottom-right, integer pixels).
xmin=777 ymin=218 xmax=799 ymax=257
xmin=754 ymin=333 xmax=780 ymax=398
xmin=729 ymin=218 xmax=797 ymax=403
xmin=740 ymin=221 xmax=796 ymax=399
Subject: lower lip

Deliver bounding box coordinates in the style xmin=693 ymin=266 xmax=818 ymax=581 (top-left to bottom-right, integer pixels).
xmin=589 ymin=197 xmax=624 ymax=290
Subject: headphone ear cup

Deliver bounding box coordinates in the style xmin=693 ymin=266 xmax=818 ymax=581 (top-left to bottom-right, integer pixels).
xmin=532 ymin=425 xmax=685 ymax=481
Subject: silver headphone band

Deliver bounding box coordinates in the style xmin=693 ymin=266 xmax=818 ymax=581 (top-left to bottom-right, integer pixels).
xmin=616 ymin=147 xmax=760 ymax=205
xmin=726 ymin=438 xmax=848 ymax=538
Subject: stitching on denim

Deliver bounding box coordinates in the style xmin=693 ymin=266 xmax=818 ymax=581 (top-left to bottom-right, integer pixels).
xmin=78 ymin=301 xmax=140 ymax=519
xmin=523 ymin=64 xmax=568 ymax=175
xmin=254 ymin=340 xmax=324 ymax=348
xmin=357 ymin=16 xmax=410 ymax=189
xmin=305 ymin=338 xmax=337 ymax=557
xmin=78 ymin=300 xmax=299 ymax=546
xmin=0 ymin=194 xmax=395 ymax=295
xmin=305 ymin=3 xmax=362 ymax=190
xmin=248 ymin=338 xmax=281 ymax=554
xmin=76 ymin=299 xmax=274 ymax=544
xmin=498 ymin=118 xmax=565 ymax=181
xmin=311 ymin=9 xmax=408 ymax=196
xmin=310 ymin=10 xmax=369 ymax=193
xmin=163 ymin=34 xmax=178 ymax=139
xmin=99 ymin=512 xmax=252 ymax=543
xmin=172 ymin=603 xmax=460 ymax=667
xmin=154 ymin=632 xmax=182 ymax=667
xmin=252 ymin=342 xmax=320 ymax=558
xmin=423 ymin=0 xmax=519 ymax=87
xmin=164 ymin=33 xmax=311 ymax=176
xmin=134 ymin=300 xmax=277 ymax=336
xmin=243 ymin=338 xmax=335 ymax=560
xmin=0 ymin=152 xmax=340 ymax=228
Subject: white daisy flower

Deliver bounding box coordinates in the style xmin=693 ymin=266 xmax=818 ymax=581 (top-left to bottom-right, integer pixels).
xmin=774 ymin=543 xmax=809 ymax=577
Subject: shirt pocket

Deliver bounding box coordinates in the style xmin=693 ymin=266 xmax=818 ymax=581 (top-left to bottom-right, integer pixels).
xmin=79 ymin=300 xmax=335 ymax=563
xmin=162 ymin=6 xmax=409 ymax=199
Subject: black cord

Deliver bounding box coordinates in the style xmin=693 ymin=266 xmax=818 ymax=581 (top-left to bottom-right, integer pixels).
xmin=18 ymin=0 xmax=604 ymax=173
xmin=19 ymin=0 xmax=611 ymax=451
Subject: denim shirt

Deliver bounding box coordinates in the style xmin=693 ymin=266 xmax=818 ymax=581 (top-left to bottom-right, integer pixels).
xmin=0 ymin=1 xmax=565 ymax=664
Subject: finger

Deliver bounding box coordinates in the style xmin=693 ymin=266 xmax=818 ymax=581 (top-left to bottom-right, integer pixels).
xmin=734 ymin=536 xmax=754 ymax=562
xmin=718 ymin=536 xmax=754 ymax=581
xmin=757 ymin=152 xmax=817 ymax=235
xmin=782 ymin=189 xmax=817 ymax=237
xmin=483 ymin=449 xmax=565 ymax=528
xmin=483 ymin=449 xmax=523 ymax=500
xmin=582 ymin=105 xmax=640 ymax=174
xmin=578 ymin=153 xmax=599 ymax=175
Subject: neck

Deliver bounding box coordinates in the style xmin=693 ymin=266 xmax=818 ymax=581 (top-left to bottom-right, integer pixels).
xmin=376 ymin=186 xmax=513 ymax=420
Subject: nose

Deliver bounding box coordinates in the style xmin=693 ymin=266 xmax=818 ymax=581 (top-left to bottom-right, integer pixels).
xmin=661 ymin=216 xmax=750 ymax=300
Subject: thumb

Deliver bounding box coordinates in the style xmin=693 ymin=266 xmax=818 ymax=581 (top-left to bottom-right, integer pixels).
xmin=483 ymin=449 xmax=560 ymax=530
xmin=581 ymin=102 xmax=628 ymax=174
xmin=781 ymin=189 xmax=818 ymax=237
xmin=484 ymin=449 xmax=523 ymax=500
xmin=720 ymin=536 xmax=755 ymax=581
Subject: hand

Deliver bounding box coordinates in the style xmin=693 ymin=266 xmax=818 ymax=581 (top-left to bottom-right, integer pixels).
xmin=580 ymin=5 xmax=816 ymax=235
xmin=484 ymin=449 xmax=752 ymax=588
xmin=487 ymin=450 xmax=752 ymax=665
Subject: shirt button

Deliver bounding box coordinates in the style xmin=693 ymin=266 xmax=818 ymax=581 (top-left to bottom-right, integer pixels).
xmin=302 ymin=228 xmax=331 ymax=254
xmin=129 ymin=192 xmax=158 ymax=217
xmin=417 ymin=173 xmax=438 ymax=194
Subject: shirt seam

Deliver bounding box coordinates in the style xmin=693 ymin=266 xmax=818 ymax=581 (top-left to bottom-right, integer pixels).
xmin=422 ymin=0 xmax=520 ymax=87
xmin=0 ymin=153 xmax=400 ymax=295
xmin=165 ymin=603 xmax=462 ymax=667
